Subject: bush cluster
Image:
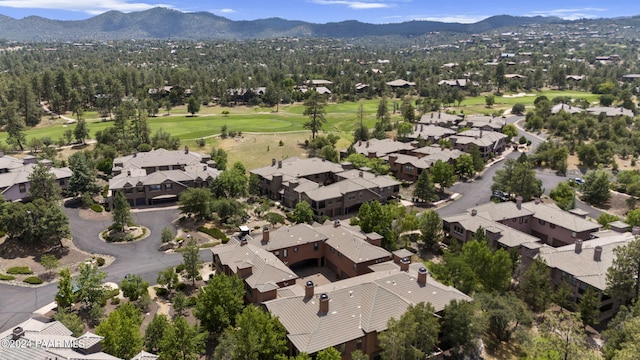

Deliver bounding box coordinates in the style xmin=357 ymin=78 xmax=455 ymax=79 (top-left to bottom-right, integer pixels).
xmin=0 ymin=273 xmax=16 ymax=281
xmin=7 ymin=266 xmax=33 ymax=275
xmin=23 ymin=276 xmax=44 ymax=285
xmin=198 ymin=226 xmax=230 ymax=243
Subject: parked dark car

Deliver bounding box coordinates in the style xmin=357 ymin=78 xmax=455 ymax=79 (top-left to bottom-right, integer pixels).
xmin=491 ymin=190 xmax=510 ymax=202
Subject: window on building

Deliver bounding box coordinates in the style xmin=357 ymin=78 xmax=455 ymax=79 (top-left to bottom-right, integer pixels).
xmin=539 ymin=219 xmax=546 ymax=225
xmin=314 ymin=243 xmax=319 ymax=251
xmin=59 ymin=179 xmax=65 ymax=186
xmin=356 ymin=339 xmax=363 ymax=350
xmin=283 ymin=249 xmax=288 ymax=258
xmin=125 ymin=187 xmax=133 ymax=194
xmin=550 ymin=223 xmax=556 ymax=229
xmin=453 ymin=225 xmax=464 ymax=235
xmin=149 ymin=184 xmax=161 ymax=192
xmin=336 ymin=343 xmax=346 ymax=354
xmin=274 ymin=251 xmax=280 ymax=256
xmin=19 ymin=183 xmax=26 ymax=193
xmin=165 ymin=183 xmax=173 ymax=190
xmin=406 ymin=165 xmax=414 ymax=171
xmin=293 ymin=247 xmax=298 ymax=252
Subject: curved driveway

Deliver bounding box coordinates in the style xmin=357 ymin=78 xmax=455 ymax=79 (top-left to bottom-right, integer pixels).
xmin=0 ymin=115 xmax=604 ymax=332
xmin=0 ymin=206 xmax=212 ymax=332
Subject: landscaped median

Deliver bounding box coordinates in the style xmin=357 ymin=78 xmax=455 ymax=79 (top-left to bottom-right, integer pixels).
xmin=100 ymin=225 xmax=151 ymax=243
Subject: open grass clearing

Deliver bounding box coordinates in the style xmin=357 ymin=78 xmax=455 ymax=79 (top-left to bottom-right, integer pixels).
xmin=0 ymin=90 xmax=601 ymax=146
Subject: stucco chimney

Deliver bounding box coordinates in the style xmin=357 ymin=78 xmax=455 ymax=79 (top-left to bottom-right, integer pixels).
xmin=262 ymin=226 xmax=270 ymax=244
xmin=400 ymin=257 xmax=411 ymax=272
xmin=594 ymin=246 xmax=603 ymax=262
xmin=417 ymin=267 xmax=428 ymax=285
xmin=319 ymin=293 xmax=329 ymax=315
xmin=278 ymin=160 xmax=282 ymax=169
xmin=333 ymin=220 xmax=341 ymax=227
xmin=305 ymin=281 xmax=314 ymax=299
xmin=516 ymin=196 xmax=523 ymax=210
xmin=359 ymin=171 xmax=363 ymax=178
xmin=471 ymin=209 xmax=477 ymax=216
xmin=272 ymin=158 xmax=276 ymax=166
xmin=575 ymin=239 xmax=583 ymax=254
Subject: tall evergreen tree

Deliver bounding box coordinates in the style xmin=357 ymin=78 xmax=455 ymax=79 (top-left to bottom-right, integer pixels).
xmin=112 ymin=191 xmax=132 ymax=232
xmin=302 ymin=91 xmax=327 ymax=139
xmin=28 ymin=162 xmax=61 ymax=202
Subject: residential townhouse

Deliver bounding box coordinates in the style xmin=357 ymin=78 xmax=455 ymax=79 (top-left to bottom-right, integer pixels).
xmin=387 ymin=147 xmax=464 ymax=182
xmin=441 ymin=199 xmax=635 ymax=322
xmin=448 ymin=129 xmax=507 ymax=160
xmin=109 ymin=148 xmax=221 ymax=206
xmin=346 ymin=138 xmax=414 ymax=159
xmin=461 ymin=115 xmax=506 ymax=132
xmin=404 ymin=124 xmax=456 ymax=143
xmin=251 ymin=157 xmax=400 ymax=217
xmin=537 ymin=231 xmax=635 ymax=323
xmin=445 ymin=199 xmax=600 ymax=247
xmin=0 ymin=153 xmax=71 ymax=202
xmin=265 ymin=265 xmax=471 ymax=359
xmin=417 ymin=112 xmax=463 ymax=128
xmin=213 ymin=220 xmax=472 ymax=359
xmin=212 ymin=221 xmax=392 ymax=303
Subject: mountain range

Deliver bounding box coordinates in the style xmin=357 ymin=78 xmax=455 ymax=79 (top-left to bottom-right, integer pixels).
xmin=0 ymin=7 xmax=635 ymax=42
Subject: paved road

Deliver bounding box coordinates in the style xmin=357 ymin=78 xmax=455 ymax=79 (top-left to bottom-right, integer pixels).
xmin=0 ymin=115 xmax=604 ymax=332
xmin=0 ymin=206 xmax=213 ymax=332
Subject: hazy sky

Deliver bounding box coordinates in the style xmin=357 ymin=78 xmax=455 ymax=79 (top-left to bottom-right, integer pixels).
xmin=0 ymin=0 xmax=636 ymax=24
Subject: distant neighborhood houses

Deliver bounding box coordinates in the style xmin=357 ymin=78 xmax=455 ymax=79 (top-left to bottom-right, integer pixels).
xmin=0 ymin=152 xmax=71 ymax=202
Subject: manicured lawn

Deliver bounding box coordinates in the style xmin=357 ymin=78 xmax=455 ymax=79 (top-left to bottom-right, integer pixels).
xmin=0 ymin=90 xmax=599 ymax=145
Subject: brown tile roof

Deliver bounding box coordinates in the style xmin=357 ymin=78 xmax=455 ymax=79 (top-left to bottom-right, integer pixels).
xmin=113 ymin=148 xmax=209 ymax=170
xmin=265 ymin=269 xmax=471 ymax=354
xmin=109 ymin=167 xmax=221 ymax=190
xmin=249 ymin=223 xmax=328 ymax=251
xmin=537 ymin=233 xmax=634 ymax=290
xmin=522 ymin=202 xmax=600 ymax=233
xmin=251 ymin=157 xmax=345 ymax=181
xmin=212 ymin=241 xmax=298 ymax=288
xmin=418 ymin=112 xmax=462 ymax=124
xmin=449 ymin=129 xmax=507 ymax=147
xmin=407 ymin=124 xmax=456 ymax=141
xmin=350 ymin=139 xmax=414 ymax=157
